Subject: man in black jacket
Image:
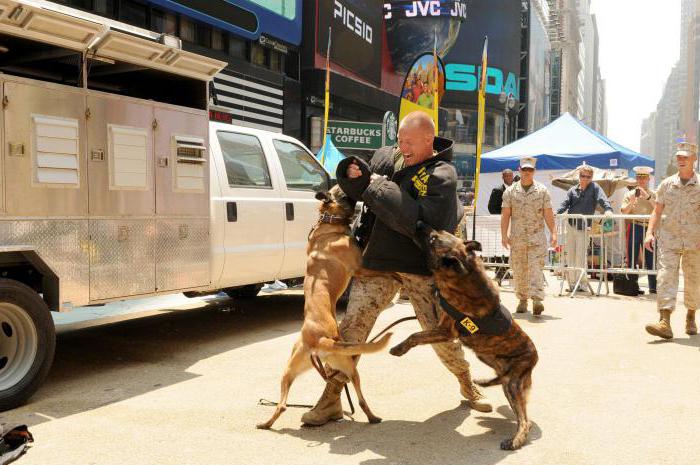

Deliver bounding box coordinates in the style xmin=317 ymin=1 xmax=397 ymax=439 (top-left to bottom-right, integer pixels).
xmin=301 ymin=112 xmax=491 ymax=426
xmin=488 ymin=169 xmax=515 ymax=214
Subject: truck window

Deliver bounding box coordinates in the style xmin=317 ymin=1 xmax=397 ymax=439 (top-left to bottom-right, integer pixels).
xmin=273 ymin=140 xmax=330 ymax=192
xmin=217 ymin=132 xmax=272 ymax=188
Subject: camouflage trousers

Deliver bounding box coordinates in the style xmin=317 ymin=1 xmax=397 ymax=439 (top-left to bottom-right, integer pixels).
xmin=511 ymin=242 xmax=547 ymax=301
xmin=340 ymin=271 xmax=483 ymax=401
xmin=656 ymin=247 xmax=700 ymax=313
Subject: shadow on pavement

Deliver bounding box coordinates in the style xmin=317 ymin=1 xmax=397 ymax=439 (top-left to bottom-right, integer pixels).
xmin=0 ymin=293 xmax=305 ymax=428
xmin=648 ymin=336 xmax=700 ymax=348
xmin=276 ymin=404 xmax=541 ymax=465
xmin=512 ymin=313 xmax=562 ymax=323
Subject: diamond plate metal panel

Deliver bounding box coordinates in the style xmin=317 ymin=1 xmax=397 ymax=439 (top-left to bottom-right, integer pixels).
xmin=89 ymin=219 xmax=155 ymax=300
xmin=156 ymin=219 xmax=210 ymax=291
xmin=0 ymin=219 xmax=90 ymax=305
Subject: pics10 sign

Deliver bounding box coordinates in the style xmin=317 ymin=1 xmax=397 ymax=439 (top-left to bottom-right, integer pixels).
xmin=384 ymin=1 xmax=468 ymax=19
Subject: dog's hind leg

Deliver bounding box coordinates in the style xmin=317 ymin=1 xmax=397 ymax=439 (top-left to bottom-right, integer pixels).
xmin=257 ymin=340 xmax=311 ymax=430
xmin=347 ymin=366 xmax=382 ymax=424
xmin=499 ymin=371 xmax=533 ymax=450
xmin=475 ymin=376 xmax=503 ymax=387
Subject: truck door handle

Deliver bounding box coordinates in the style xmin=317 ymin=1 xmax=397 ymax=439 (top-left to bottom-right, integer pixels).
xmin=285 ymin=203 xmax=294 ymax=221
xmin=227 ymin=202 xmax=237 ymax=222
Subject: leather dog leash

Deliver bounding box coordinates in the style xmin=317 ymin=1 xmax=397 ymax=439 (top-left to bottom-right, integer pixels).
xmin=259 ymin=315 xmax=418 ymax=416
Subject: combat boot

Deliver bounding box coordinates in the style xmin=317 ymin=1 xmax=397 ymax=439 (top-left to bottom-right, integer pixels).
xmin=301 ymin=378 xmax=344 ymax=426
xmin=458 ymin=374 xmax=493 ymax=413
xmin=686 ymin=309 xmax=697 ymax=336
xmin=645 ymin=310 xmax=673 ymax=339
xmin=532 ymin=299 xmax=544 ymax=316
xmin=516 ymin=300 xmax=528 ymax=313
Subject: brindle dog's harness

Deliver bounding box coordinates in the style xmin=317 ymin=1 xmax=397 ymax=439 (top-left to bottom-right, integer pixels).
xmin=435 ymin=288 xmax=513 ymax=337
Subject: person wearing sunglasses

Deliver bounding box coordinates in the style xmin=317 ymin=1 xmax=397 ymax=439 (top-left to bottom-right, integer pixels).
xmin=556 ymin=165 xmax=613 ymax=291
xmin=501 ymin=157 xmax=557 ymax=315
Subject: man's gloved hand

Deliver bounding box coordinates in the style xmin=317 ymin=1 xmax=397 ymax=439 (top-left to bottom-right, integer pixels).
xmin=603 ymin=210 xmax=613 ymax=217
xmin=336 ymin=156 xmax=373 ymax=200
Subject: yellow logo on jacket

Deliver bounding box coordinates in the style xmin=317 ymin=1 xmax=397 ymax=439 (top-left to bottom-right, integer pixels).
xmin=412 ymin=167 xmax=430 ymax=196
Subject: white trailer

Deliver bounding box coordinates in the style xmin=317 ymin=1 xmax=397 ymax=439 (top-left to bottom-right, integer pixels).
xmin=0 ymin=0 xmax=330 ymax=410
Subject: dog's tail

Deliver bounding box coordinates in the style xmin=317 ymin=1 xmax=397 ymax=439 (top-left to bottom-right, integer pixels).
xmin=317 ymin=333 xmax=392 ymax=356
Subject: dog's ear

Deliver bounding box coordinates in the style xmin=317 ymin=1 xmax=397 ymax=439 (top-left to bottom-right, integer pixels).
xmin=315 ymin=191 xmax=331 ymax=203
xmin=463 ymin=240 xmax=482 ymax=253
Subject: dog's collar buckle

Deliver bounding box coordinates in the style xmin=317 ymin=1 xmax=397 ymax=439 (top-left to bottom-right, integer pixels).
xmin=318 ymin=212 xmax=350 ymax=225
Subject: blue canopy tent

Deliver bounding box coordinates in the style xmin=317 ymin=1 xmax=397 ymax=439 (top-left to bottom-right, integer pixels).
xmin=476 ymin=113 xmax=655 ymax=214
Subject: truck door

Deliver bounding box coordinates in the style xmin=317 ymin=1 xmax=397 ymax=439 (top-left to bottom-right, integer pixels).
xmin=211 ymin=129 xmax=285 ymax=286
xmin=271 ymin=139 xmax=331 ymax=280
xmin=85 ymin=94 xmax=156 ymax=301
xmin=3 ymin=81 xmax=87 ymax=216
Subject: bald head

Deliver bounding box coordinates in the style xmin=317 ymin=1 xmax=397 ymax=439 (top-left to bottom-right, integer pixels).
xmin=399 ymin=111 xmax=436 ymax=135
xmin=398 ymin=111 xmax=436 ymax=166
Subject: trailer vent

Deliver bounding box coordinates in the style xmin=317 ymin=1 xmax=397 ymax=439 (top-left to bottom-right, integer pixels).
xmin=108 ymin=125 xmax=149 ymax=190
xmin=31 ymin=115 xmax=80 ymax=186
xmin=173 ymin=136 xmax=206 ymax=192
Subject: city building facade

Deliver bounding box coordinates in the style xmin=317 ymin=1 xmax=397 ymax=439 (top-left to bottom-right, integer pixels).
xmin=52 ymin=0 xmax=303 ymax=135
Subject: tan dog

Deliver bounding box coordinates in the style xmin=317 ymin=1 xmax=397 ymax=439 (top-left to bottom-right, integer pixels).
xmin=390 ymin=223 xmax=538 ymax=450
xmin=257 ymin=185 xmax=391 ymax=430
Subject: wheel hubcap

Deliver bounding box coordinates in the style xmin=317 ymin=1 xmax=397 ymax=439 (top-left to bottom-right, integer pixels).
xmin=0 ymin=303 xmax=38 ymax=390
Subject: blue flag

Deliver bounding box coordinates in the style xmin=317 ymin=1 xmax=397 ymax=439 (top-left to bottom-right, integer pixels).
xmin=316 ymin=135 xmax=345 ymax=178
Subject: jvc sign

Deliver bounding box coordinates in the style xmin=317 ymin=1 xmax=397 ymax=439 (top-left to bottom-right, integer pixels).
xmin=383 ymin=1 xmax=468 ymax=19
xmin=445 ymin=63 xmax=520 ymax=99
xmin=327 ymin=121 xmax=383 ymax=150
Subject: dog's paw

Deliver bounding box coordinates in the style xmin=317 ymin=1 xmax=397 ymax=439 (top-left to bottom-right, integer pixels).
xmin=256 ymin=422 xmax=271 ymax=430
xmin=389 ymin=344 xmax=409 ymax=357
xmin=368 ymin=416 xmax=382 ymax=424
xmin=500 ymin=438 xmax=523 ymax=450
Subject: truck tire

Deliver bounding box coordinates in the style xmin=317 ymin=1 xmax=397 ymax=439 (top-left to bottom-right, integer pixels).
xmin=225 ymin=283 xmax=263 ymax=299
xmin=0 ymin=279 xmax=56 ymax=411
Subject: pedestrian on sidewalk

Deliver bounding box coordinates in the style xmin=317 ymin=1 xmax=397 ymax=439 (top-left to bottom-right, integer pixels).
xmin=301 ymin=111 xmax=491 ymax=427
xmin=557 ymin=165 xmax=613 ymax=291
xmin=621 ymin=166 xmax=657 ymax=294
xmin=644 ymin=142 xmax=700 ymax=339
xmin=501 ymin=157 xmax=557 ymax=315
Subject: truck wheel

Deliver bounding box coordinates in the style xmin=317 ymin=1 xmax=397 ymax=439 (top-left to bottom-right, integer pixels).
xmin=225 ymin=283 xmax=263 ymax=299
xmin=0 ymin=279 xmax=56 ymax=411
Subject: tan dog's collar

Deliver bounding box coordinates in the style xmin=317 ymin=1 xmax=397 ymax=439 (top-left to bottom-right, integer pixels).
xmin=318 ymin=212 xmax=351 ymax=225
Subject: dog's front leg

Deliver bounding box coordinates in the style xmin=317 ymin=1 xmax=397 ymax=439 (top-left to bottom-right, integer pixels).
xmin=390 ymin=329 xmax=452 ymax=357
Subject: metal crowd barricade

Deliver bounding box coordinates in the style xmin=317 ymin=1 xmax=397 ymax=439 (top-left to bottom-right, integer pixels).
xmin=555 ymin=213 xmax=657 ymax=297
xmin=462 ymin=215 xmax=556 ymax=288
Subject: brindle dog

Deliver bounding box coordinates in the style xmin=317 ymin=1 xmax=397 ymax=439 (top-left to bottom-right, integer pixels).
xmin=390 ymin=223 xmax=538 ymax=450
xmin=257 ymin=185 xmax=391 ymax=430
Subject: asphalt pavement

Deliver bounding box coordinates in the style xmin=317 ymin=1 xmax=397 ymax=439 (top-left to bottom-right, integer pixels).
xmin=1 ymin=276 xmax=699 ymax=465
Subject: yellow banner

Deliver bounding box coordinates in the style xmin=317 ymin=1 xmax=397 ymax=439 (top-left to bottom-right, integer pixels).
xmin=321 ymin=27 xmax=332 ymax=164
xmin=473 ymin=37 xmax=488 ymax=204
xmin=398 ymin=52 xmax=445 ymax=134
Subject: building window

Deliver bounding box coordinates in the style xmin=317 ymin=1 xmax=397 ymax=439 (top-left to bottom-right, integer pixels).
xmin=251 ymin=42 xmax=267 ymax=67
xmin=285 ymin=50 xmax=299 ymax=79
xmin=269 ymin=50 xmax=283 ymax=73
xmin=212 ymin=29 xmax=225 ymax=52
xmin=179 ymin=16 xmax=195 ymax=42
xmin=151 ymin=8 xmax=177 ymax=35
xmin=120 ymin=0 xmax=148 ymax=28
xmin=228 ymin=36 xmax=247 ymax=59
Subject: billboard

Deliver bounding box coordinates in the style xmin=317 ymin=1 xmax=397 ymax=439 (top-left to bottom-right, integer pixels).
xmin=317 ymin=0 xmax=384 ymax=85
xmin=440 ymin=0 xmax=522 ymax=108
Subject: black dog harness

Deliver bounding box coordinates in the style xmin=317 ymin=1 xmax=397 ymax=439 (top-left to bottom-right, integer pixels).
xmin=436 ymin=290 xmax=513 ymax=336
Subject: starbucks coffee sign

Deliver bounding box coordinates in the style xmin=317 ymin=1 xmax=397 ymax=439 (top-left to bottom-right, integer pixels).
xmin=327 ymin=120 xmax=383 ymax=150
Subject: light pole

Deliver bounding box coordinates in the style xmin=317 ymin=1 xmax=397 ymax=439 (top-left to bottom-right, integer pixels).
xmin=499 ymin=91 xmax=516 ymax=145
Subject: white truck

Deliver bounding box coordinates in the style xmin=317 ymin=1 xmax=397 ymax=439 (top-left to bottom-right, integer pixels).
xmin=0 ymin=0 xmax=330 ymax=409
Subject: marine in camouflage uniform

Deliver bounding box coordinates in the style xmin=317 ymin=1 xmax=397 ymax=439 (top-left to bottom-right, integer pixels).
xmin=500 ymin=157 xmax=557 ymax=315
xmin=645 ymin=142 xmax=700 ymax=339
xmin=301 ymin=113 xmax=491 ymax=427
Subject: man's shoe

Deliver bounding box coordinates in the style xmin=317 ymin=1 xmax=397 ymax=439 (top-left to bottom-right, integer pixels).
xmin=532 ymin=300 xmax=544 ymax=316
xmin=459 ymin=379 xmax=493 ymax=413
xmin=301 ymin=379 xmax=344 ymax=426
xmin=686 ymin=309 xmax=697 ymax=336
xmin=516 ymin=300 xmax=528 ymax=313
xmin=649 ymin=289 xmax=657 ymax=294
xmin=645 ymin=310 xmax=673 ymax=339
